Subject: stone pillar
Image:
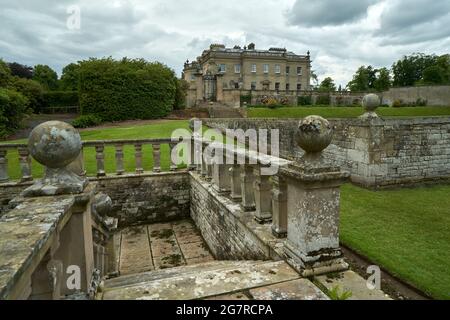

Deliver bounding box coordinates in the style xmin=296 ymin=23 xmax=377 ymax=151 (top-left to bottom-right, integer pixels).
xmin=230 ymin=164 xmax=242 ymax=202
xmin=271 ymin=175 xmax=287 ymax=238
xmin=212 ymin=163 xmax=231 ymax=194
xmin=281 ymin=116 xmax=349 ymax=276
xmin=0 ymin=149 xmax=9 ymax=182
xmin=240 ymin=164 xmax=255 ymax=211
xmin=115 ymin=144 xmax=124 ymax=175
xmin=18 ymin=147 xmax=32 ymax=182
xmin=169 ymin=143 xmax=177 ymax=171
xmin=253 ymin=166 xmax=272 ymax=223
xmin=152 ymin=144 xmax=161 ymax=173
xmin=95 ymin=145 xmax=106 ymax=177
xmin=134 ymin=143 xmax=144 ymax=174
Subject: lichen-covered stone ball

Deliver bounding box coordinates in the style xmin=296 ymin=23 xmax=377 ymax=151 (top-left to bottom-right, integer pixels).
xmin=28 ymin=121 xmax=82 ymax=169
xmin=295 ymin=116 xmax=333 ymax=153
xmin=362 ymin=93 xmax=380 ymax=112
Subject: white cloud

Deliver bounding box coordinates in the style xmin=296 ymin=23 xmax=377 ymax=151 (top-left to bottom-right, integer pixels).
xmin=0 ymin=0 xmax=448 ymax=87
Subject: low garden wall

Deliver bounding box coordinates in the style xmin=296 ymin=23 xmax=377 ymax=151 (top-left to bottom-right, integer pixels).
xmin=0 ymin=172 xmax=191 ymax=226
xmin=204 ymin=117 xmax=450 ymax=188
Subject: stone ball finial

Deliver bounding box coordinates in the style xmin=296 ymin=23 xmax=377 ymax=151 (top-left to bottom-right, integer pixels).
xmin=362 ymin=93 xmax=380 ymax=112
xmin=295 ymin=116 xmax=333 ymax=154
xmin=28 ymin=121 xmax=82 ymax=169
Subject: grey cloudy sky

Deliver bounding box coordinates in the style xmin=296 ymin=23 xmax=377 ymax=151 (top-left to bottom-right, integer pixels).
xmin=0 ymin=0 xmax=449 ymax=86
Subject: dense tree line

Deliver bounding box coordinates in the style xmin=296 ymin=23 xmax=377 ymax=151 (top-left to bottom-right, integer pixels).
xmin=346 ymin=53 xmax=450 ymax=92
xmin=0 ymin=57 xmax=188 ymax=136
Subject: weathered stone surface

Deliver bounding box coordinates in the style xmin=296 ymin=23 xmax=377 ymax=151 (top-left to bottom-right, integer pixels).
xmin=119 ymin=226 xmax=153 ymax=275
xmin=315 ymin=270 xmax=392 ymax=300
xmin=96 ymin=172 xmax=190 ymax=227
xmin=102 ymin=260 xmax=299 ymax=300
xmin=190 ymin=172 xmax=284 ymax=261
xmin=249 ymin=279 xmax=329 ymax=300
xmin=0 ymin=195 xmax=75 ymax=299
xmin=295 ymin=116 xmax=333 ymax=154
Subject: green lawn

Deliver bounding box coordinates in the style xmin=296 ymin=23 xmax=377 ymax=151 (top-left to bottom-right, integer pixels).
xmin=341 ymin=184 xmax=450 ymax=300
xmin=2 ymin=120 xmax=191 ymax=180
xmin=2 ymin=120 xmax=449 ymax=299
xmin=248 ymin=106 xmax=450 ymax=118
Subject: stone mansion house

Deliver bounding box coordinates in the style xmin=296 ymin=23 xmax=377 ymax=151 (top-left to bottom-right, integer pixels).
xmin=183 ymin=43 xmax=312 ymax=108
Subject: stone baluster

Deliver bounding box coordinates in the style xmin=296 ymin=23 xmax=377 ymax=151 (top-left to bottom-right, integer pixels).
xmin=230 ymin=163 xmax=242 ymax=202
xmin=0 ymin=149 xmax=9 ymax=183
xmin=169 ymin=143 xmax=177 ymax=171
xmin=152 ymin=144 xmax=161 ymax=173
xmin=18 ymin=147 xmax=32 ymax=182
xmin=95 ymin=145 xmax=106 ymax=177
xmin=134 ymin=143 xmax=144 ymax=174
xmin=115 ymin=144 xmax=124 ymax=175
xmin=200 ymin=143 xmax=208 ymax=178
xmin=271 ymin=175 xmax=287 ymax=238
xmin=212 ymin=162 xmax=231 ymax=194
xmin=281 ymin=116 xmax=349 ymax=276
xmin=240 ymin=164 xmax=255 ymax=211
xmin=253 ymin=165 xmax=273 ymax=223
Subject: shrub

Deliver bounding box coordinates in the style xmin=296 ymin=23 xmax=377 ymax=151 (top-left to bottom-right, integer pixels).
xmin=416 ymin=98 xmax=428 ymax=106
xmin=298 ymin=95 xmax=312 ymax=106
xmin=72 ymin=114 xmax=102 ymax=128
xmin=11 ymin=77 xmax=45 ymax=113
xmin=240 ymin=94 xmax=252 ymax=106
xmin=43 ymin=91 xmax=79 ymax=107
xmin=0 ymin=88 xmax=28 ymax=138
xmin=392 ymin=99 xmax=404 ymax=108
xmin=78 ymin=58 xmax=177 ymax=121
xmin=316 ymin=95 xmax=330 ymax=105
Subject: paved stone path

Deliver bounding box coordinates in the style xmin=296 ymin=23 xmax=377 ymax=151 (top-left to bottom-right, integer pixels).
xmin=118 ymin=219 xmax=214 ymax=275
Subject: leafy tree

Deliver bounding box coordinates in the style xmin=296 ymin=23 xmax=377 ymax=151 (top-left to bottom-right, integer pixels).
xmin=392 ymin=53 xmax=437 ymax=87
xmin=318 ymin=77 xmax=336 ymax=92
xmin=0 ymin=88 xmax=28 ymax=138
xmin=347 ymin=66 xmax=376 ymax=91
xmin=8 ymin=62 xmax=33 ymax=79
xmin=33 ymin=64 xmax=58 ymax=90
xmin=174 ymin=78 xmax=189 ymax=110
xmin=11 ymin=77 xmax=45 ymax=113
xmin=60 ymin=63 xmax=81 ymax=91
xmin=0 ymin=59 xmax=11 ymax=87
xmin=310 ymin=70 xmax=319 ymax=87
xmin=422 ymin=55 xmax=450 ymax=85
xmin=374 ymin=67 xmax=391 ymax=91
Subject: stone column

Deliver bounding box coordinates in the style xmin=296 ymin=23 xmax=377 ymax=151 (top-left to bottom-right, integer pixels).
xmin=212 ymin=163 xmax=231 ymax=194
xmin=95 ymin=145 xmax=106 ymax=177
xmin=0 ymin=149 xmax=9 ymax=183
xmin=253 ymin=166 xmax=272 ymax=223
xmin=18 ymin=147 xmax=32 ymax=182
xmin=134 ymin=143 xmax=144 ymax=174
xmin=115 ymin=144 xmax=124 ymax=175
xmin=240 ymin=164 xmax=255 ymax=211
xmin=169 ymin=143 xmax=177 ymax=171
xmin=281 ymin=116 xmax=349 ymax=276
xmin=152 ymin=144 xmax=161 ymax=173
xmin=271 ymin=175 xmax=287 ymax=238
xmin=230 ymin=164 xmax=242 ymax=202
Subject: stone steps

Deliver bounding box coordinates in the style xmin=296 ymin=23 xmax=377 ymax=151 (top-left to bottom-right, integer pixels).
xmin=100 ymin=260 xmax=328 ymax=300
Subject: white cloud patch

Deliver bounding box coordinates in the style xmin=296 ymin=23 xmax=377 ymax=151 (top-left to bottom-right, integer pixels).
xmin=0 ymin=0 xmax=448 ymax=87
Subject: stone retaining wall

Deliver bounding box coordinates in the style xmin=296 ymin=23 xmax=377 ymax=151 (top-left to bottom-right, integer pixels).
xmin=0 ymin=172 xmax=191 ymax=226
xmin=190 ymin=172 xmax=283 ymax=260
xmin=204 ymin=117 xmax=450 ymax=188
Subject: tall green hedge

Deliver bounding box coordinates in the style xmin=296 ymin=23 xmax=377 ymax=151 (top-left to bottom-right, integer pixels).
xmin=0 ymin=88 xmax=28 ymax=138
xmin=78 ymin=58 xmax=177 ymax=121
xmin=43 ymin=91 xmax=79 ymax=107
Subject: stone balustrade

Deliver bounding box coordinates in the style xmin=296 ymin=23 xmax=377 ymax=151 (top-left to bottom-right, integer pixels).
xmin=192 ymin=115 xmax=350 ymax=276
xmin=0 ymin=138 xmax=186 ymax=183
